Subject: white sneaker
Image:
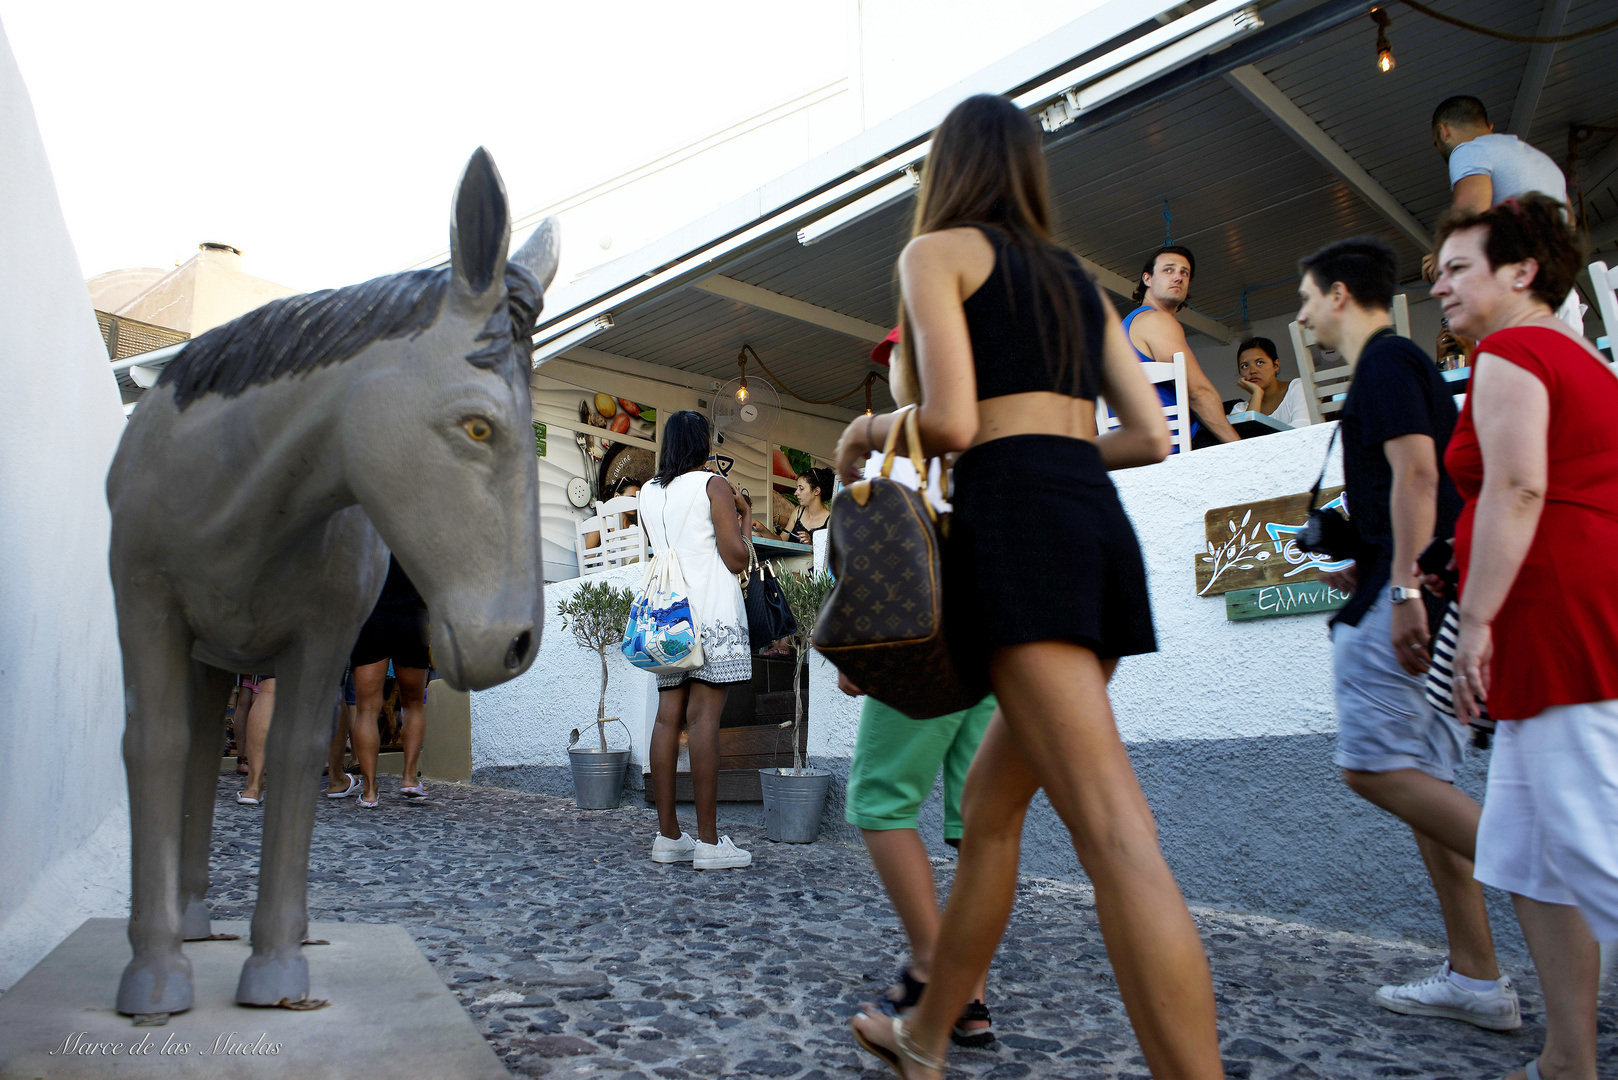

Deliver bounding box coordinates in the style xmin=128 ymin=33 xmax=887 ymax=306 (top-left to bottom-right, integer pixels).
xmin=1373 ymin=962 xmax=1521 ymax=1031
xmin=693 ymin=835 xmax=752 ymax=870
xmin=651 ymin=832 xmax=696 ymax=863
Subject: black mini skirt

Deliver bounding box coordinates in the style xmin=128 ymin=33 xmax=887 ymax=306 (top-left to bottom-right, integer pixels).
xmin=946 ymin=434 xmax=1156 ymax=686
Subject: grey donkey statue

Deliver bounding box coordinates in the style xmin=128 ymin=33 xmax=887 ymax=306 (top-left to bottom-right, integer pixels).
xmin=106 ymin=148 xmax=558 ymax=1018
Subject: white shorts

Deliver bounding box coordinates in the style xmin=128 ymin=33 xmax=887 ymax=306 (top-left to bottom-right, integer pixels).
xmin=1475 ymin=699 xmax=1618 ymax=939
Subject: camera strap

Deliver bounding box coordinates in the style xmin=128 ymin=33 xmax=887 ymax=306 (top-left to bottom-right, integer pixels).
xmin=1308 ymin=427 xmax=1339 ymax=510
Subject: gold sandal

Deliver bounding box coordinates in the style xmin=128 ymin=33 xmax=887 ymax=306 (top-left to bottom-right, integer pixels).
xmin=852 ymin=1015 xmax=945 ymax=1078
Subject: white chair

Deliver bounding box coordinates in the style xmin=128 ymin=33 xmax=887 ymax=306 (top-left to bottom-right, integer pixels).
xmin=575 ymin=514 xmax=608 ymax=576
xmin=1289 ymin=321 xmax=1354 ymax=426
xmin=573 ymin=495 xmax=647 ymax=576
xmin=1392 ymin=292 xmax=1410 ymax=339
xmin=595 ymin=494 xmax=647 ymax=567
xmin=1095 ymin=351 xmax=1192 ymax=456
xmin=1588 ymin=261 xmax=1618 ymax=360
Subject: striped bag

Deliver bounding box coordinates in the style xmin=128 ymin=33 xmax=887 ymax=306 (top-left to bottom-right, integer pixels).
xmin=1424 ymin=603 xmax=1494 ymax=745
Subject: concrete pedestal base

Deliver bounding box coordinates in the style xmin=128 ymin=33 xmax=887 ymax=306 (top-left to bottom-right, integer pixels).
xmin=0 ymin=919 xmax=507 ymax=1079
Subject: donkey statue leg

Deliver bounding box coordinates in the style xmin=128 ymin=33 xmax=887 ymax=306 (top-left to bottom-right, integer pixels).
xmin=236 ymin=642 xmax=347 ymax=1005
xmin=180 ymin=662 xmax=237 ymax=940
xmin=116 ymin=594 xmax=200 ymax=1017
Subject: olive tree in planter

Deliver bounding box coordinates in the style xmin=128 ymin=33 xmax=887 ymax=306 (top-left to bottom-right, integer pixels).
xmin=761 ymin=568 xmax=836 ymax=842
xmin=556 ymin=580 xmax=637 ymax=809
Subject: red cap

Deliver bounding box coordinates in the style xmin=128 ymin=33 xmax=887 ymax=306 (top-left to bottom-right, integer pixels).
xmin=870 ymin=325 xmax=900 ymax=366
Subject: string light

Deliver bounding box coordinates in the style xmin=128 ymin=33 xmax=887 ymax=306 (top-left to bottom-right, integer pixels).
xmin=1371 ymin=8 xmax=1395 ymax=72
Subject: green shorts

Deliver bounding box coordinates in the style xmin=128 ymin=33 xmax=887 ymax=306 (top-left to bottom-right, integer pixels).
xmin=844 ymin=694 xmax=997 ymax=840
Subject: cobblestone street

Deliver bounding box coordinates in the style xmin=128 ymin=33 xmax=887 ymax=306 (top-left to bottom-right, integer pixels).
xmin=208 ymin=778 xmax=1616 ymax=1079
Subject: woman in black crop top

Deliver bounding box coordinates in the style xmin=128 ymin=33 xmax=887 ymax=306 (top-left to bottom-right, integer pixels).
xmin=842 ymin=96 xmax=1222 ymax=1079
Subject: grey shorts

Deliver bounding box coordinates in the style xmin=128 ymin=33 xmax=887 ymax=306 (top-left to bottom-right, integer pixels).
xmin=1332 ymin=594 xmax=1465 ymax=780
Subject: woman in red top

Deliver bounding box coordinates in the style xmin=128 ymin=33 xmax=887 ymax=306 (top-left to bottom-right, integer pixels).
xmin=1431 ymin=193 xmax=1618 ymax=1080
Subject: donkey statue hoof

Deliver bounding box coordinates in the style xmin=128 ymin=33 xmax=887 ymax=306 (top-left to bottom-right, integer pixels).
xmin=236 ymin=951 xmax=309 ymax=1006
xmin=117 ymin=954 xmax=194 ymax=1017
xmin=180 ymin=897 xmax=213 ymax=941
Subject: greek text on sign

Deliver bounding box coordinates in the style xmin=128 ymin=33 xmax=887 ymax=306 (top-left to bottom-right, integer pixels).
xmin=1225 ymin=580 xmax=1351 ymax=622
xmin=1194 ymin=488 xmax=1354 ymax=596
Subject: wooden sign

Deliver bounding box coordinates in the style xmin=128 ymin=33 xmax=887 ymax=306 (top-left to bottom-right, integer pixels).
xmin=1225 ymin=580 xmax=1351 ymax=621
xmin=1194 ymin=487 xmax=1352 ymax=596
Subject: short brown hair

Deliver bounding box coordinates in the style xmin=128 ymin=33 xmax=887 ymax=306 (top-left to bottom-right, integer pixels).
xmin=1433 ymin=193 xmax=1585 ymax=310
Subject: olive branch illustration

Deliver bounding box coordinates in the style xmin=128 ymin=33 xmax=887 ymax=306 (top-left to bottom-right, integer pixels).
xmin=1197 ymin=508 xmax=1273 ymax=596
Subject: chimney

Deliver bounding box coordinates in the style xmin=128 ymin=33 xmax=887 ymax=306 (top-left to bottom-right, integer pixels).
xmin=197 ymin=241 xmax=242 ymax=268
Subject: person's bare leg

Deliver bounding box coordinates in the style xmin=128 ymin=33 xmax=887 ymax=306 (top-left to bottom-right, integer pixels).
xmin=1344 ymin=767 xmax=1483 ymax=859
xmin=234 ymin=685 xmax=253 ymax=773
xmin=861 ymin=828 xmax=991 ymax=1016
xmin=350 ymin=660 xmax=388 ymax=803
xmin=650 ymin=685 xmax=690 ymax=840
xmin=1506 ymin=896 xmax=1599 ymax=1080
xmin=859 ymin=642 xmax=1222 ymax=1079
xmin=395 ymin=667 xmax=428 ymax=789
xmin=1344 ymin=767 xmax=1500 ymax=979
xmin=863 ymin=829 xmax=942 ymax=979
xmin=686 ymin=681 xmax=729 ymax=846
xmin=241 ymin=678 xmax=275 ymax=800
xmin=1411 ymin=830 xmax=1500 ymax=980
xmin=326 ymin=701 xmax=353 ymax=794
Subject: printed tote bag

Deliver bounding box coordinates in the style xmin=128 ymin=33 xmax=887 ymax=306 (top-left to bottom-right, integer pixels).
xmin=620 ymin=484 xmax=706 ymax=674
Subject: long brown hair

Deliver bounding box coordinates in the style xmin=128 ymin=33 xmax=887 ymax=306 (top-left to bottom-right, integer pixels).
xmin=895 ymin=94 xmax=1087 ymax=397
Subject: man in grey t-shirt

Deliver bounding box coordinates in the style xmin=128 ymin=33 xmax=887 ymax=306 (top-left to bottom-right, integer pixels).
xmin=1422 ymin=95 xmax=1583 ymax=329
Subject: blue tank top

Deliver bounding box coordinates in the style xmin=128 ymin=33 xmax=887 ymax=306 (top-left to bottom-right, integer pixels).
xmin=1121 ymin=305 xmax=1199 ymax=450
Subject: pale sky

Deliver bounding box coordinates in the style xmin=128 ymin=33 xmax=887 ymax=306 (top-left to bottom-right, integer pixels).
xmin=4 ymin=0 xmax=1108 ymax=296
xmin=1 ymin=1 xmax=848 ymax=292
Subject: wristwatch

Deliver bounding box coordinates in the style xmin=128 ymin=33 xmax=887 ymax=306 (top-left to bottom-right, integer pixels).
xmin=1388 ymin=586 xmax=1422 ymax=604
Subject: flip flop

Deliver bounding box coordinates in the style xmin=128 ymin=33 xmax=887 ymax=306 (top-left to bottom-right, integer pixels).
xmin=236 ymin=792 xmax=263 ymax=806
xmin=358 ymin=795 xmax=380 ymax=809
xmin=399 ymin=784 xmax=427 ymax=799
xmin=325 ymin=773 xmax=361 ymax=799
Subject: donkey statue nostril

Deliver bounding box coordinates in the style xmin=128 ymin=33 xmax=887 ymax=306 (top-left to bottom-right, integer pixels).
xmin=505 ymin=630 xmax=533 ymax=670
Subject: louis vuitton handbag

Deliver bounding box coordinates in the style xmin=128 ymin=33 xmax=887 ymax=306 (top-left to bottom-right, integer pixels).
xmin=812 ymin=405 xmax=977 ymax=719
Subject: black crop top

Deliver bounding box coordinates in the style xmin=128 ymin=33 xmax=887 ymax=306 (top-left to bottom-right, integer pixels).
xmin=962 ymin=224 xmax=1106 ymax=402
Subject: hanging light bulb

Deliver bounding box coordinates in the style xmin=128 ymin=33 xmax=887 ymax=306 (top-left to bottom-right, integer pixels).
xmin=735 ymin=348 xmax=750 ymax=403
xmin=863 ymin=373 xmax=874 ymax=416
xmin=1371 ymin=8 xmax=1395 ymax=73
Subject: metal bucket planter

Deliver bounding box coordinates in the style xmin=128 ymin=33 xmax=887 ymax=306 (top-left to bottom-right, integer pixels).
xmin=759 ymin=767 xmax=831 ymax=843
xmin=570 ymin=719 xmax=631 ymax=810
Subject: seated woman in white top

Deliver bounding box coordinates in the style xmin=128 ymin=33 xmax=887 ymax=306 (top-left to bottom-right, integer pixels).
xmin=1231 ymin=336 xmax=1311 ymax=428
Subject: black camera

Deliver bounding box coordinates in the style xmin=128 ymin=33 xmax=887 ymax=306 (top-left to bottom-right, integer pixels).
xmin=1296 ymin=506 xmax=1360 ymax=563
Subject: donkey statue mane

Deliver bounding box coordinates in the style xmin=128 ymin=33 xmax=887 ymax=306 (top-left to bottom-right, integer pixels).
xmin=106 ymin=147 xmax=557 ymax=1019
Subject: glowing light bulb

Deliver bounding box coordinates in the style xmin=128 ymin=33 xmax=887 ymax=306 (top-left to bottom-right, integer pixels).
xmin=1378 ymin=47 xmax=1394 ymax=73
xmin=735 ymin=378 xmax=749 ymax=404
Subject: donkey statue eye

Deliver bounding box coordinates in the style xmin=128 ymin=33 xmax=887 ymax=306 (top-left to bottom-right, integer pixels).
xmin=464 ymin=418 xmax=492 ymax=442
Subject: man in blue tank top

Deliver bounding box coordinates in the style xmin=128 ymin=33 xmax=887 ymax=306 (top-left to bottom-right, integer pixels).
xmin=1122 ymin=246 xmax=1241 ymax=450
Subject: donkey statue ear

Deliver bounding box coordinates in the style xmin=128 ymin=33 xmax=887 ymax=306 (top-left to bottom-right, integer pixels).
xmin=509 ymin=217 xmax=560 ymax=295
xmin=450 ymin=147 xmax=510 ymax=297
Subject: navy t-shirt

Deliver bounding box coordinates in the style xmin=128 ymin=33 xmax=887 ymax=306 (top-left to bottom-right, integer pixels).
xmin=1333 ymin=328 xmax=1461 ymax=628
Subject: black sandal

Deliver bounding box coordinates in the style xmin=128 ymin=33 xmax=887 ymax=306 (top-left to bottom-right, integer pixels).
xmin=878 ymin=967 xmax=926 ymax=1014
xmin=951 ymin=999 xmax=994 ymax=1048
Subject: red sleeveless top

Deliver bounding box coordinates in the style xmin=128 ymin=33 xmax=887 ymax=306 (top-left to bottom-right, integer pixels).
xmin=1447 ymin=326 xmax=1618 ymax=720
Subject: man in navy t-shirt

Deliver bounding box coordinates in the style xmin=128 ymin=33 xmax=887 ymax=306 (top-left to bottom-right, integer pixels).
xmin=1296 ymin=237 xmax=1519 ymax=1032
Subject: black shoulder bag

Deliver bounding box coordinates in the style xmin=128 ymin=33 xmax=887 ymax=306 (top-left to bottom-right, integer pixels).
xmin=742 ymin=543 xmax=797 ymax=653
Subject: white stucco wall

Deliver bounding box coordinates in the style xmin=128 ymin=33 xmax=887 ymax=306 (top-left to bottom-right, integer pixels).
xmin=1109 ymin=421 xmax=1343 ymax=742
xmin=0 ymin=20 xmax=132 ymax=989
xmin=471 ymin=564 xmax=659 ymax=774
xmin=475 ymin=423 xmax=1347 ymax=774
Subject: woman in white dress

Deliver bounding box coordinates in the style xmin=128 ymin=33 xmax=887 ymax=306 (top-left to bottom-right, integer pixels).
xmin=639 ymin=410 xmax=755 ymax=870
xmin=1232 ymin=336 xmax=1311 ymax=427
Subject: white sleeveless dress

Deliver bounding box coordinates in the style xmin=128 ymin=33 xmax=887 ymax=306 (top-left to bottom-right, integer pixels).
xmin=638 ymin=471 xmax=752 ymax=688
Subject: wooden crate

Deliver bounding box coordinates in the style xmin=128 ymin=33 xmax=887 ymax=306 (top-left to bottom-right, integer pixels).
xmin=652 ymin=696 xmax=809 ymax=803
